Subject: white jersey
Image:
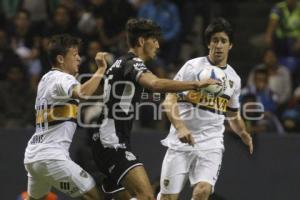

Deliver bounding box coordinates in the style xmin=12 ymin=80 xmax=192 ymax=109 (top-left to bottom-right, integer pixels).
xmin=161 ymin=56 xmax=241 ymax=151
xmin=24 ymin=70 xmax=79 ymax=163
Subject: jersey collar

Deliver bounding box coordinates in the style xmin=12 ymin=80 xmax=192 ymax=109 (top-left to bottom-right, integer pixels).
xmin=206 ymin=56 xmax=227 ymax=70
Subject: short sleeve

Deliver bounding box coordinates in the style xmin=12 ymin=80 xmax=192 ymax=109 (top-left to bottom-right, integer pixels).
xmin=227 ymin=78 xmax=241 ymax=112
xmin=55 ymin=74 xmax=79 ymax=97
xmin=124 ymin=60 xmax=150 ymax=82
xmin=173 ymin=62 xmax=195 ymax=81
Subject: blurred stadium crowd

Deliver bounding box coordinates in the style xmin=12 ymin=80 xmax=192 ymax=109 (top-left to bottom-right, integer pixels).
xmin=0 ymin=0 xmax=300 ymax=134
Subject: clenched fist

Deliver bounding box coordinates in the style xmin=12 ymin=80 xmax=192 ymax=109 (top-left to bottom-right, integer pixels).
xmin=95 ymin=52 xmax=108 ymax=70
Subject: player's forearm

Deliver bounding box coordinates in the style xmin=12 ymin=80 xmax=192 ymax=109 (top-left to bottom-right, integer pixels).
xmin=151 ymin=79 xmax=197 ymax=92
xmin=227 ymin=112 xmax=247 ymax=137
xmin=79 ymin=68 xmax=106 ymax=97
xmin=163 ymin=94 xmax=187 ymax=131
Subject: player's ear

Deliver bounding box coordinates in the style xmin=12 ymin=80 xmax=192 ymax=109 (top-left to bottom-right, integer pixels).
xmin=229 ymin=43 xmax=233 ymax=50
xmin=56 ymin=55 xmax=64 ymax=64
xmin=137 ymin=37 xmax=144 ymax=47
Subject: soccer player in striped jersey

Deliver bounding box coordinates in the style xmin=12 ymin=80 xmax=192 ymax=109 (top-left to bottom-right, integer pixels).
xmin=158 ymin=18 xmax=253 ymax=200
xmin=24 ymin=34 xmax=107 ymax=200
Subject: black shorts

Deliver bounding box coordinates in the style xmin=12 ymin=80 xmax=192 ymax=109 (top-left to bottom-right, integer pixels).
xmin=92 ymin=138 xmax=143 ymax=194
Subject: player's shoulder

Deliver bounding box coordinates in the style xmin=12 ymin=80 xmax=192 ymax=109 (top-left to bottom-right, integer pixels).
xmin=185 ymin=56 xmax=207 ymax=67
xmin=225 ymin=64 xmax=241 ymax=84
xmin=44 ymin=70 xmax=76 ymax=85
xmin=114 ymin=53 xmax=145 ymax=69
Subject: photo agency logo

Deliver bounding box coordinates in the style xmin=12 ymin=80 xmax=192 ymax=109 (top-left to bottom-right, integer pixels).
xmin=45 ymin=73 xmax=265 ymax=128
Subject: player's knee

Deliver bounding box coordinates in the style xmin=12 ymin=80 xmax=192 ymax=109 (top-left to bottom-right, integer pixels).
xmin=192 ymin=183 xmax=211 ymax=200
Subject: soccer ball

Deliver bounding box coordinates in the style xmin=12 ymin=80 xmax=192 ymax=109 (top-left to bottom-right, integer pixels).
xmin=196 ymin=66 xmax=227 ymax=96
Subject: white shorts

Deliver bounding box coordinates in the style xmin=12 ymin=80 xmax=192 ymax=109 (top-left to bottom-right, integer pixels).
xmin=160 ymin=148 xmax=223 ymax=194
xmin=24 ymin=159 xmax=96 ymax=199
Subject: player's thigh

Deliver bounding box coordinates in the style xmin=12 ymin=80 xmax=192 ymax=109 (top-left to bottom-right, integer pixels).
xmin=121 ymin=165 xmax=153 ymax=195
xmin=160 ymin=149 xmax=190 ymax=194
xmin=25 ymin=162 xmax=51 ymax=199
xmin=189 ymin=149 xmax=223 ymax=192
xmin=81 ymin=186 xmax=103 ymax=200
xmin=44 ymin=159 xmax=96 ymax=198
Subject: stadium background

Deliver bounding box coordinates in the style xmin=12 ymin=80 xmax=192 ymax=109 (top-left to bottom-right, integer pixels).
xmin=0 ymin=0 xmax=300 ymax=199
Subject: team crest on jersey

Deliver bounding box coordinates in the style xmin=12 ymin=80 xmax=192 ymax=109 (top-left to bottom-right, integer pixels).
xmin=229 ymin=80 xmax=234 ymax=88
xmin=80 ymin=170 xmax=88 ymax=178
xmin=163 ymin=179 xmax=170 ymax=187
xmin=125 ymin=151 xmax=136 ymax=161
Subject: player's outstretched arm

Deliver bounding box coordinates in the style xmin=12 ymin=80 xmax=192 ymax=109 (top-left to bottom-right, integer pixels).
xmin=72 ymin=52 xmax=108 ymax=99
xmin=227 ymin=110 xmax=253 ymax=154
xmin=138 ymin=72 xmax=219 ymax=92
xmin=163 ymin=93 xmax=195 ymax=146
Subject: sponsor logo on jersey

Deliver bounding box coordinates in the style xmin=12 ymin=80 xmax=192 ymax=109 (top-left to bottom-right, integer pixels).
xmin=179 ymin=91 xmax=229 ymax=114
xmin=125 ymin=151 xmax=137 ymax=161
xmin=133 ymin=62 xmax=146 ymax=70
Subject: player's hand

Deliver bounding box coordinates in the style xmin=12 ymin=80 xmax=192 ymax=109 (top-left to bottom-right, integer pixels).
xmin=95 ymin=52 xmax=108 ymax=70
xmin=195 ymin=79 xmax=221 ymax=90
xmin=178 ymin=127 xmax=195 ymax=146
xmin=240 ymin=131 xmax=253 ymax=155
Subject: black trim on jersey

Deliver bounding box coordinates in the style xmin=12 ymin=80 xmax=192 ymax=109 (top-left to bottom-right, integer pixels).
xmin=227 ymin=107 xmax=239 ymax=112
xmin=50 ymin=67 xmax=64 ymax=72
xmin=197 ymin=105 xmax=226 ymax=115
xmin=47 ymin=118 xmax=77 ymax=126
xmin=206 ymin=56 xmax=227 ymax=70
xmin=220 ymin=94 xmax=230 ymax=100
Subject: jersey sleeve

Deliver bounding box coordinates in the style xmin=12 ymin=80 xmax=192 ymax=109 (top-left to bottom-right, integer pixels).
xmin=174 ymin=62 xmax=195 ymax=98
xmin=55 ymin=74 xmax=80 ymax=97
xmin=227 ymin=77 xmax=241 ymax=112
xmin=174 ymin=62 xmax=195 ymax=81
xmin=124 ymin=59 xmax=150 ymax=82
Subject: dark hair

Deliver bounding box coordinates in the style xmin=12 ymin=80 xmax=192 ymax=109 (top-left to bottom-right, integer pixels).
xmin=126 ymin=18 xmax=161 ymax=47
xmin=204 ymin=18 xmax=233 ymax=45
xmin=47 ymin=34 xmax=81 ymax=66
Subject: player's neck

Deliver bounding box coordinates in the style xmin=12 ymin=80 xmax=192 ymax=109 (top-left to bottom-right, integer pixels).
xmin=128 ymin=48 xmax=147 ymax=61
xmin=51 ymin=66 xmax=64 ymax=72
xmin=51 ymin=66 xmax=72 ymax=75
xmin=207 ymin=55 xmax=227 ymax=68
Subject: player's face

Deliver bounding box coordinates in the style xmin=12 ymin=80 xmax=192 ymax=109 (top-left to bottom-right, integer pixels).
xmin=208 ymin=32 xmax=232 ymax=66
xmin=143 ymin=37 xmax=160 ymax=60
xmin=63 ymin=47 xmax=81 ymax=76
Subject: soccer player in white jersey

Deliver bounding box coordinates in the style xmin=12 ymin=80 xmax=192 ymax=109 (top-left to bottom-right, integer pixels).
xmin=24 ymin=34 xmax=107 ymax=200
xmin=158 ymin=18 xmax=253 ymax=200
